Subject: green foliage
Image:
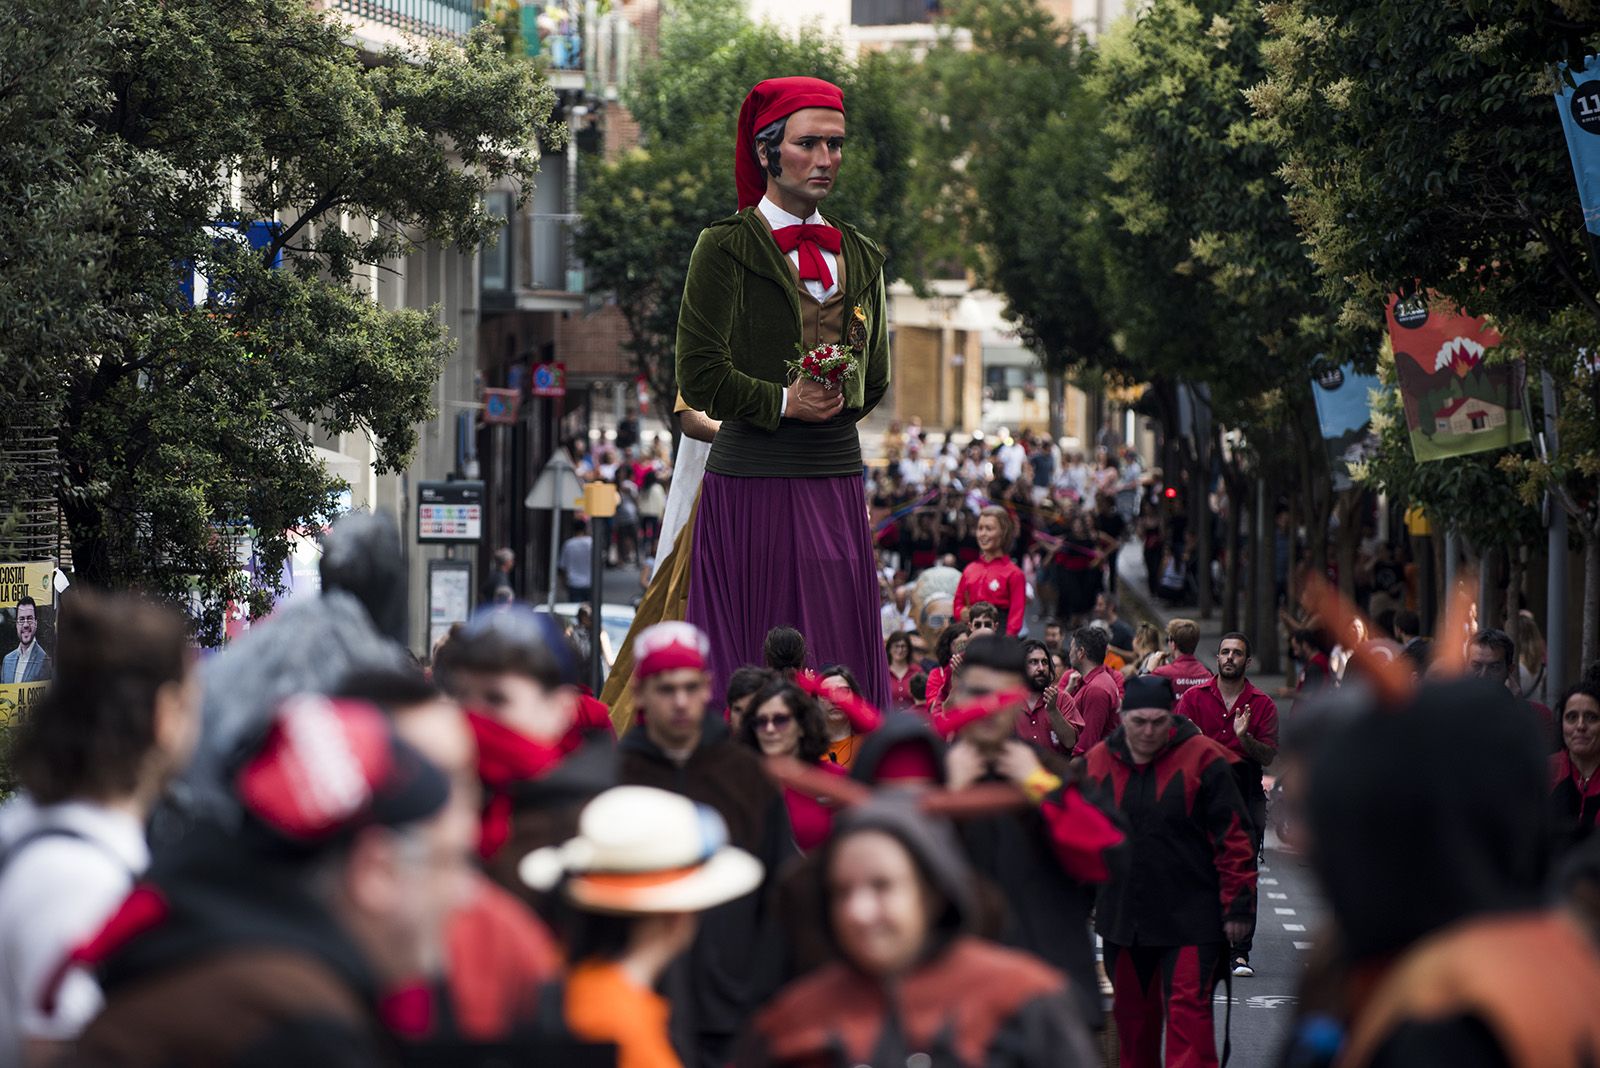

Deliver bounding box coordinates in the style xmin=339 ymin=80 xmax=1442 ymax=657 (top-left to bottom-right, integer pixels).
xmin=576 ymin=0 xmax=918 ymax=421
xmin=914 ymin=0 xmax=1117 ymax=391
xmin=0 ymin=0 xmax=560 ymax=640
xmin=1254 ymin=0 xmax=1600 ymax=543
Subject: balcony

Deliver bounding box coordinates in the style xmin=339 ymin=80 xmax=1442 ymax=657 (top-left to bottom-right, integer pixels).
xmin=334 ymin=0 xmax=485 ymax=40
xmin=521 ymin=0 xmax=586 ymax=91
xmin=481 ymin=190 xmax=586 ymax=313
xmin=851 ymin=0 xmax=937 ymax=25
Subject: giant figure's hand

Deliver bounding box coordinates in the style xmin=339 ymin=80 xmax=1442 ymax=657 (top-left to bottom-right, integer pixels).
xmin=786 ymin=377 xmax=846 ymax=422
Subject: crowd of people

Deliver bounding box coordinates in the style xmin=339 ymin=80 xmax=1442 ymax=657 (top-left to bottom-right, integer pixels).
xmin=4 ymin=500 xmax=1600 ymax=1068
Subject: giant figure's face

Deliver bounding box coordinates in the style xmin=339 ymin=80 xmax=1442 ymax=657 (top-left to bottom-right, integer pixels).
xmin=762 ymin=108 xmax=845 ymax=209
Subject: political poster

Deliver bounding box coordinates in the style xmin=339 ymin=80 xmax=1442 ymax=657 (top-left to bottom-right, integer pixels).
xmin=0 ymin=560 xmax=56 ymax=724
xmin=1311 ymin=361 xmax=1384 ymax=490
xmin=1383 ymin=293 xmax=1530 ymax=463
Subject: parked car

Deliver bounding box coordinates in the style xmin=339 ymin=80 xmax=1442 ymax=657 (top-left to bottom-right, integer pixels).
xmin=537 ymin=602 xmax=635 ymax=685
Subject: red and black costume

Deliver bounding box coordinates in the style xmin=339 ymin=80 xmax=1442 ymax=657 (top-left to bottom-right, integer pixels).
xmin=853 ymin=715 xmax=1127 ymax=1027
xmin=1549 ymin=749 xmax=1600 ymax=850
xmin=1081 ymin=714 xmax=1257 ymax=1068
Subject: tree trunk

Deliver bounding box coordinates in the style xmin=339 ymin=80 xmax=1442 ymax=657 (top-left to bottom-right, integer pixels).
xmin=1047 ymin=366 xmax=1066 ymax=444
xmin=1585 ymin=525 xmax=1600 ymax=675
xmin=1192 ymin=430 xmax=1213 ymax=621
xmin=1221 ymin=459 xmax=1247 ymax=633
xmin=1255 ymin=472 xmax=1280 ymax=674
xmin=1333 ymin=487 xmax=1364 ymax=603
xmin=1244 ymin=476 xmax=1261 ymax=645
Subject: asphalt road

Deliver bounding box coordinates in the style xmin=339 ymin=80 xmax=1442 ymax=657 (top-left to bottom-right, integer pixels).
xmin=1211 ymin=832 xmax=1325 ymax=1067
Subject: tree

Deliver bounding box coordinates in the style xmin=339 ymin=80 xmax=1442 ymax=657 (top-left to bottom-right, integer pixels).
xmin=1254 ymin=0 xmax=1598 ymax=651
xmin=0 ymin=0 xmax=560 ymax=639
xmin=912 ymin=0 xmax=1118 ymax=441
xmin=576 ymin=0 xmax=918 ymax=428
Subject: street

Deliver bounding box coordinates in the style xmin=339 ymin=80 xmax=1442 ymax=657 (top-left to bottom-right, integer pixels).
xmin=1210 ymin=836 xmax=1324 ymax=1065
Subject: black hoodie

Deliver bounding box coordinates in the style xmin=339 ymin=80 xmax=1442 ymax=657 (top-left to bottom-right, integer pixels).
xmin=618 ymin=716 xmax=797 ymax=1068
xmin=737 ymin=795 xmax=1099 ymax=1068
xmin=851 ymin=713 xmax=1118 ymax=1026
xmin=1083 ymin=713 xmax=1257 ymax=946
xmin=71 ymin=822 xmax=394 ymax=1068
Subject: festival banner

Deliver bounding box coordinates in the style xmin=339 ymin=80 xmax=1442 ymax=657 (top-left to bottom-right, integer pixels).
xmin=1383 ymin=293 xmax=1530 ymax=463
xmin=1310 ymin=361 xmax=1384 ymax=490
xmin=1556 ymin=56 xmax=1600 ymax=272
xmin=0 ymin=560 xmax=56 ymax=724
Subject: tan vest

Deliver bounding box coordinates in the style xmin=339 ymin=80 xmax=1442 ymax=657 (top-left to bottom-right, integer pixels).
xmin=1341 ymin=911 xmax=1600 ymax=1068
xmin=756 ymin=210 xmax=847 ymax=349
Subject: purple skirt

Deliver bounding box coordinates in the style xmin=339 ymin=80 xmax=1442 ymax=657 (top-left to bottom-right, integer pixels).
xmin=688 ymin=471 xmax=890 ymax=713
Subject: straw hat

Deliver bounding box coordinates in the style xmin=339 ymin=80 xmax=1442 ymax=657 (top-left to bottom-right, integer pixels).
xmin=519 ymin=786 xmax=762 ymax=914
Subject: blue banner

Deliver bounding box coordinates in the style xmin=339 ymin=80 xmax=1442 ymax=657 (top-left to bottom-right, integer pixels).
xmin=1556 ymin=56 xmax=1600 ymax=243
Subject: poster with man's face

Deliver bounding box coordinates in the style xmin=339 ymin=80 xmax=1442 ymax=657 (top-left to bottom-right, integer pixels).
xmin=0 ymin=561 xmax=56 ymax=722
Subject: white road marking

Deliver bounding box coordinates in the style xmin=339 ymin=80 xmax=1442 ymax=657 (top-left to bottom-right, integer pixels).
xmin=1267 ymin=892 xmax=1288 ymax=900
xmin=1261 ymin=878 xmax=1279 ymax=886
xmin=1283 ymin=923 xmax=1307 ymax=931
xmin=1294 ymin=941 xmax=1313 ymax=950
xmin=1274 ymin=908 xmax=1296 ymax=915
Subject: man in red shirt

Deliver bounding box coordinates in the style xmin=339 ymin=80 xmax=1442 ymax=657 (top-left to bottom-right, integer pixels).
xmin=1066 ymin=625 xmax=1122 ymax=757
xmin=1151 ymin=617 xmax=1213 ymax=698
xmin=1019 ymin=639 xmax=1083 ymax=756
xmin=1173 ymin=630 xmax=1277 ymax=978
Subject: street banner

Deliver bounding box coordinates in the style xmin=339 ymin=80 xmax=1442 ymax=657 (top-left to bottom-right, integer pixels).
xmin=0 ymin=560 xmax=55 ymax=724
xmin=1311 ymin=361 xmax=1384 ymax=490
xmin=1556 ymin=56 xmax=1600 ymax=273
xmin=1383 ymin=293 xmax=1530 ymax=463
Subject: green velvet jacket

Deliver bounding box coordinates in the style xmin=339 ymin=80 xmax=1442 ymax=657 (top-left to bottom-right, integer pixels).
xmin=675 ymin=207 xmax=890 ymax=433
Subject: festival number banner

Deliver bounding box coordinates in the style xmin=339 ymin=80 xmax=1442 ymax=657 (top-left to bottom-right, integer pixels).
xmin=1383 ymin=293 xmax=1530 ymax=463
xmin=1310 ymin=361 xmax=1384 ymax=490
xmin=0 ymin=561 xmax=56 ymax=724
xmin=1556 ymin=55 xmax=1600 ymax=273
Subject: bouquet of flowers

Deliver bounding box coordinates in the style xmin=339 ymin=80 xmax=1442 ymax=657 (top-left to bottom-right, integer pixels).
xmin=787 ymin=341 xmax=859 ymax=390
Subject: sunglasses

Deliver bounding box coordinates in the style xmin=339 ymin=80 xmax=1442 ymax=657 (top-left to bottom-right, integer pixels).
xmin=755 ymin=712 xmax=794 ymax=731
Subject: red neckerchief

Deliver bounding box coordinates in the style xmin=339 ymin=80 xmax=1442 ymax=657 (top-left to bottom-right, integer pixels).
xmin=770 ymin=223 xmax=842 ymax=289
xmin=465 ymin=711 xmax=565 ymax=860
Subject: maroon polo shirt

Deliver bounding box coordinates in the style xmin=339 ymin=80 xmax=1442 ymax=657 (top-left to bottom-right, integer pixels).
xmin=1015 ymin=688 xmax=1082 ymax=756
xmin=1150 ymin=653 xmax=1214 ymax=698
xmin=1070 ymin=664 xmax=1122 ymax=757
xmin=1175 ymin=676 xmax=1279 ymax=789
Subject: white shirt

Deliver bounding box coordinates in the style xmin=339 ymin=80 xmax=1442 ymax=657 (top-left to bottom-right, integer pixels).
xmin=7 ymin=643 xmax=39 ymax=684
xmin=998 ymin=442 xmax=1026 ymax=482
xmin=0 ymin=797 xmax=149 ymax=1059
xmin=560 ymin=534 xmax=594 ymax=588
xmin=757 ymin=196 xmax=840 ymax=304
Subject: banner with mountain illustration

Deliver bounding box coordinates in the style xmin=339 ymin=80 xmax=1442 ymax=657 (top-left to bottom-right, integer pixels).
xmin=1383 ymin=293 xmax=1530 ymax=463
xmin=1311 ymin=361 xmax=1384 ymax=490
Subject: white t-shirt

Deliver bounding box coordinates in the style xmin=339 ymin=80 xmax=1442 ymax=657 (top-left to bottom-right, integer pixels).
xmin=560 ymin=534 xmax=594 ymax=588
xmin=0 ymin=797 xmax=148 ymax=1060
xmin=998 ymin=442 xmax=1026 ymax=482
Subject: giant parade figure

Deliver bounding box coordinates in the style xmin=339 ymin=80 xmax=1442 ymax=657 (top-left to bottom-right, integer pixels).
xmin=676 ymin=76 xmax=892 ymax=711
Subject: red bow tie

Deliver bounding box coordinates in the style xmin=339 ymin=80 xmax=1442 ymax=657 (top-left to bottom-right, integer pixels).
xmin=770 ymin=223 xmax=842 ymax=290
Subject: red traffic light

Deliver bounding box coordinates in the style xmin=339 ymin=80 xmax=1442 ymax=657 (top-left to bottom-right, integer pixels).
xmin=1163 ymin=487 xmax=1178 ymax=499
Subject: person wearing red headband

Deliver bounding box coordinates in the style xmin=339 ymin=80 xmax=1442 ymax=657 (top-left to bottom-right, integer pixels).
xmin=618 ymin=622 xmax=797 ymax=1068
xmin=677 ymin=76 xmax=893 ymax=719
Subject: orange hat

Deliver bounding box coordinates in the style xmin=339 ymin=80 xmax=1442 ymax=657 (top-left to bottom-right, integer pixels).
xmin=735 ymin=76 xmax=845 ymax=210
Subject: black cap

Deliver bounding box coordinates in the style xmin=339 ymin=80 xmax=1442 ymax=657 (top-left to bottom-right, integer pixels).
xmin=1123 ymin=674 xmax=1175 ymax=712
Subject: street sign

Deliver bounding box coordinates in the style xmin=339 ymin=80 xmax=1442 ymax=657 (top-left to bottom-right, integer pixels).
xmin=531 ymin=362 xmax=567 ymax=398
xmin=417 ymin=480 xmax=484 ymax=543
xmin=483 ymin=387 xmax=520 ymax=425
xmin=524 ymin=450 xmax=579 ymax=511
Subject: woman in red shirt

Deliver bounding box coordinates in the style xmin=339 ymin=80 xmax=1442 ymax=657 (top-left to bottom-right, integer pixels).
xmin=885 ymin=632 xmax=924 ymax=711
xmin=953 ymin=506 xmax=1027 ymax=634
xmin=738 ymin=678 xmax=843 ymax=852
xmin=923 ymin=622 xmax=971 ymax=732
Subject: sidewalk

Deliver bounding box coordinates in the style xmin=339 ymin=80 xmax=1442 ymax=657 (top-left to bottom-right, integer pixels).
xmin=1115 ymin=542 xmax=1292 ymax=700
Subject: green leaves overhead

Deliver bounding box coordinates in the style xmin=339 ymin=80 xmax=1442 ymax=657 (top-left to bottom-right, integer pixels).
xmin=1 ymin=0 xmax=560 ymax=639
